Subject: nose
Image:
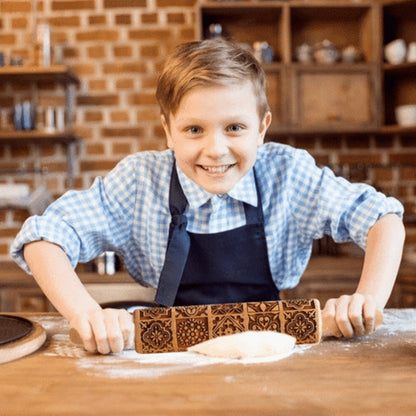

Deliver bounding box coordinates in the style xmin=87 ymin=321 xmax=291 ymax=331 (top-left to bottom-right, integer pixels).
xmin=205 ymin=130 xmax=228 ymax=158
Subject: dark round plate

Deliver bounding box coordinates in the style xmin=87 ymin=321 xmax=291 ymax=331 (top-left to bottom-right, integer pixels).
xmin=0 ymin=315 xmax=33 ymax=346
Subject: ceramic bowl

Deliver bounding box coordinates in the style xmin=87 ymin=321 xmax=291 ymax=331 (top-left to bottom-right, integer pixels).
xmin=384 ymin=39 xmax=407 ymax=65
xmin=395 ymin=104 xmax=416 ymax=126
xmin=407 ymin=42 xmax=416 ymax=62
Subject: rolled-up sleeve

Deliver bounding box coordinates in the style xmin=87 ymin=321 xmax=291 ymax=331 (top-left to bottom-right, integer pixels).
xmin=290 ymin=149 xmax=404 ymax=249
xmin=10 ymin=155 xmax=137 ymax=273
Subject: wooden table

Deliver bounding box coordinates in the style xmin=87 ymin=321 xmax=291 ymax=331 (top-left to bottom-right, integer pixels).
xmin=1 ymin=310 xmax=415 ymax=416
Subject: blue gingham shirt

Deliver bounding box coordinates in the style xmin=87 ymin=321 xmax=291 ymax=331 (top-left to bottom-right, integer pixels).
xmin=11 ymin=143 xmax=403 ymax=290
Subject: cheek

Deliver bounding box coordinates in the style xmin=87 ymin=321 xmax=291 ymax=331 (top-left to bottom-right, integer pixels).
xmin=174 ymin=143 xmax=198 ymax=164
xmin=235 ymin=140 xmax=258 ymax=162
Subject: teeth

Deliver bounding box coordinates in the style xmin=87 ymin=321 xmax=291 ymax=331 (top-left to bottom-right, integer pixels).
xmin=201 ymin=165 xmax=232 ymax=173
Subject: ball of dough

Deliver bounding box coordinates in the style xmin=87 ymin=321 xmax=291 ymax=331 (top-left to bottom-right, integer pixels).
xmin=188 ymin=331 xmax=296 ymax=359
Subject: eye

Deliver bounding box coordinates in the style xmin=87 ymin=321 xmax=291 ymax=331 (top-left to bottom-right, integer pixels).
xmin=185 ymin=126 xmax=202 ymax=135
xmin=226 ymin=124 xmax=244 ymax=134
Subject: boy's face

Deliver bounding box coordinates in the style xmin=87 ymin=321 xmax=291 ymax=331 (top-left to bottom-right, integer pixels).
xmin=162 ymin=82 xmax=271 ymax=195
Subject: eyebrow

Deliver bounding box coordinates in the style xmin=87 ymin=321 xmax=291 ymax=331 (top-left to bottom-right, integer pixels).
xmin=174 ymin=115 xmax=249 ymax=125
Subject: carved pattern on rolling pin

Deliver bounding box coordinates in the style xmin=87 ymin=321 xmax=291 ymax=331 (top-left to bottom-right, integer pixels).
xmin=134 ymin=298 xmax=321 ymax=353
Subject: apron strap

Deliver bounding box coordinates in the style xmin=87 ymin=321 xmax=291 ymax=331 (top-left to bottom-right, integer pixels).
xmin=154 ymin=164 xmax=190 ymax=306
xmin=243 ymin=168 xmax=264 ymax=225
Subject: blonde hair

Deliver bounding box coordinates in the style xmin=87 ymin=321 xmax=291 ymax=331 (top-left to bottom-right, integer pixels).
xmin=156 ymin=39 xmax=270 ymax=125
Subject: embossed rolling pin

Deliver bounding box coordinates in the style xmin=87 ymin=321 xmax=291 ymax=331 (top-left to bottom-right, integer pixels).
xmin=69 ymin=298 xmax=383 ymax=353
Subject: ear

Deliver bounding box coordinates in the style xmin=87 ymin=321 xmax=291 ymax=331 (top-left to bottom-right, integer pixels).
xmin=161 ymin=115 xmax=173 ymax=149
xmin=257 ymin=111 xmax=272 ymax=146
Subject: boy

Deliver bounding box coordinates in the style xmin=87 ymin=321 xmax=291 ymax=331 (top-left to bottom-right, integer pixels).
xmin=11 ymin=39 xmax=405 ymax=354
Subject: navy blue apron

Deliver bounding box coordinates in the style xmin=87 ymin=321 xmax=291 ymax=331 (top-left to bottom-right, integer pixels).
xmin=155 ymin=164 xmax=280 ymax=307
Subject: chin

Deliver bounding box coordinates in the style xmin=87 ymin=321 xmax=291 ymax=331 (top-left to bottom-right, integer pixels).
xmin=200 ymin=182 xmax=235 ymax=195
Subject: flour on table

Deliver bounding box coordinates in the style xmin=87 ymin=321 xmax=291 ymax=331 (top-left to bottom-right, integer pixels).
xmin=380 ymin=309 xmax=416 ymax=334
xmin=76 ymin=347 xmax=299 ymax=379
xmin=44 ymin=331 xmax=301 ymax=379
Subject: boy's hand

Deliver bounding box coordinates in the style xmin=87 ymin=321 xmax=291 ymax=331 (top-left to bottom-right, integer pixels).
xmin=322 ymin=293 xmax=381 ymax=338
xmin=69 ymin=308 xmax=134 ymax=354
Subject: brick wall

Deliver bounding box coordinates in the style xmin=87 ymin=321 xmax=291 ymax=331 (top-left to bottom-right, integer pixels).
xmin=0 ymin=0 xmax=415 ymax=264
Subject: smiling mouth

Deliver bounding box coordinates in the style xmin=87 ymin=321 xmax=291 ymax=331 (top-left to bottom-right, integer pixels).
xmin=199 ymin=163 xmax=236 ymax=174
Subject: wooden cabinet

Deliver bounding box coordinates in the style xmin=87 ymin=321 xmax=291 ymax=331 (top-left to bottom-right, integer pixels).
xmin=0 ymin=65 xmax=81 ymax=191
xmin=198 ymin=0 xmax=416 ymax=136
xmin=382 ymin=0 xmax=416 ymax=129
xmin=289 ymin=64 xmax=378 ymax=130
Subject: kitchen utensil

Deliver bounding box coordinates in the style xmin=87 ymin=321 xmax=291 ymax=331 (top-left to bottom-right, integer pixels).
xmin=70 ymin=298 xmax=383 ymax=353
xmin=0 ymin=315 xmax=46 ymax=364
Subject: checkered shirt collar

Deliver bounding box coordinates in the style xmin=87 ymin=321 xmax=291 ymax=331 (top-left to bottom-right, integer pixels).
xmin=175 ymin=164 xmax=258 ymax=209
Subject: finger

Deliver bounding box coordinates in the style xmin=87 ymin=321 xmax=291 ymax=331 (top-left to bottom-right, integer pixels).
xmin=70 ymin=316 xmax=97 ymax=353
xmin=103 ymin=309 xmax=124 ymax=353
xmin=362 ymin=297 xmax=378 ymax=335
xmin=335 ymin=295 xmax=354 ymax=338
xmin=90 ymin=311 xmax=111 ymax=355
xmin=348 ymin=293 xmax=366 ymax=336
xmin=322 ymin=298 xmax=342 ymax=338
xmin=119 ymin=310 xmax=134 ymax=350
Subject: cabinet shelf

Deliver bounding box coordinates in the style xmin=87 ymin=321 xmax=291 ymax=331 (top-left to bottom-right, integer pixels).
xmin=200 ymin=3 xmax=284 ymax=61
xmin=0 ymin=130 xmax=79 ymax=188
xmin=383 ymin=62 xmax=416 ymax=73
xmin=0 ymin=65 xmax=80 ymax=85
xmin=0 ymin=66 xmax=81 ymax=187
xmin=0 ymin=130 xmax=81 ymax=144
xmin=289 ymin=3 xmax=375 ymax=63
xmin=380 ymin=125 xmax=416 ymax=135
xmin=289 ymin=62 xmax=376 ymax=71
xmin=382 ymin=0 xmax=416 ymax=126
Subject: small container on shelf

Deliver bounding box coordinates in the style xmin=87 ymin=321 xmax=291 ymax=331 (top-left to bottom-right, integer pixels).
xmin=253 ymin=41 xmax=274 ymax=64
xmin=406 ymin=42 xmax=416 ymax=63
xmin=44 ymin=106 xmax=56 ymax=133
xmin=14 ymin=101 xmax=37 ymax=131
xmin=384 ymin=39 xmax=407 ymax=65
xmin=395 ymin=104 xmax=416 ymax=127
xmin=35 ymin=23 xmax=51 ymax=67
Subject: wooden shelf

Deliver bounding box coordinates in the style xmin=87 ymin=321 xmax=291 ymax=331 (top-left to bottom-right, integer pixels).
xmin=384 ymin=62 xmax=416 ymax=73
xmin=0 ymin=65 xmax=80 ymax=85
xmin=290 ymin=62 xmax=376 ymax=71
xmin=0 ymin=66 xmax=81 ymax=187
xmin=380 ymin=125 xmax=416 ymax=134
xmin=0 ymin=130 xmax=81 ymax=144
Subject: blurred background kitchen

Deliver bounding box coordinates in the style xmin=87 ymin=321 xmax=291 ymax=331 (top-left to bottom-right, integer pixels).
xmin=0 ymin=0 xmax=415 ymax=311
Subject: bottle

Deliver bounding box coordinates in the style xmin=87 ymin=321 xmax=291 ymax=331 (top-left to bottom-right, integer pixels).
xmin=208 ymin=23 xmax=222 ymax=39
xmin=35 ymin=23 xmax=51 ymax=66
xmin=14 ymin=102 xmax=23 ymax=130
